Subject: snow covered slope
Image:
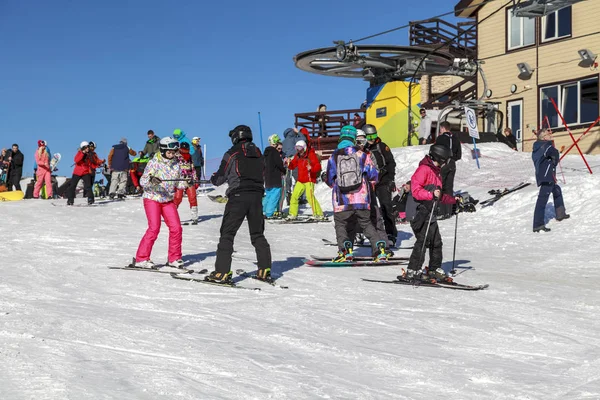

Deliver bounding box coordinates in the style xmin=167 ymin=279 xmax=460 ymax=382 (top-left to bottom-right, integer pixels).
xmin=1 ymin=143 xmax=599 ymax=399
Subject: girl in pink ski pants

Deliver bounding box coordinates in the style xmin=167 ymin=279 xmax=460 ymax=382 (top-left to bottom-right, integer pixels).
xmin=136 ymin=198 xmax=183 ymax=263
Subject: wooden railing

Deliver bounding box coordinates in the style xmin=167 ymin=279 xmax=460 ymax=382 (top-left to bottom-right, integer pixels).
xmin=409 ymin=18 xmax=477 ymax=59
xmin=422 ymin=76 xmax=477 ymax=109
xmin=295 ymin=108 xmax=365 ymax=159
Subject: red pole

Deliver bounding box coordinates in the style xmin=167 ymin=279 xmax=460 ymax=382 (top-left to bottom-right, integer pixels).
xmin=549 ymin=98 xmax=593 ymax=174
xmin=559 ymin=116 xmax=600 ymax=161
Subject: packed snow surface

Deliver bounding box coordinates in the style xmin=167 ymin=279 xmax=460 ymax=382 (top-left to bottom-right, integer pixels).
xmin=1 ymin=143 xmax=599 ymax=399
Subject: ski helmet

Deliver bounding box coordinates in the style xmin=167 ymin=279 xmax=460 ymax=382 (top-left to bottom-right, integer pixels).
xmin=88 ymin=141 xmax=96 ymax=148
xmin=268 ymin=134 xmax=282 ymax=145
xmin=429 ymin=144 xmax=452 ymax=165
xmin=363 ymin=124 xmax=378 ymax=140
xmin=80 ymin=141 xmax=89 ymax=149
xmin=295 ymin=140 xmax=307 ymax=152
xmin=173 ymin=129 xmax=184 ymax=138
xmin=159 ymin=136 xmax=180 ymax=156
xmin=356 ymin=129 xmax=367 ymax=147
xmin=180 ymin=141 xmax=190 ymax=150
xmin=339 ymin=125 xmax=357 ymax=144
xmin=229 ymin=125 xmax=253 ymax=145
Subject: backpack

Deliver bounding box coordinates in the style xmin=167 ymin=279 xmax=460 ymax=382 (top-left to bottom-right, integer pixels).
xmin=335 ymin=150 xmax=363 ymax=193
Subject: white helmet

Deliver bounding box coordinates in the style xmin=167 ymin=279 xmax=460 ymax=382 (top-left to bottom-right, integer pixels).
xmin=80 ymin=141 xmax=89 ymax=149
xmin=159 ymin=137 xmax=180 ymax=156
xmin=356 ymin=129 xmax=366 ymax=138
xmin=295 ymin=140 xmax=307 ymax=151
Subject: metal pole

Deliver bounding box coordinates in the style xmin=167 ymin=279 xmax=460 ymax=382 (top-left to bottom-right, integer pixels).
xmin=419 ymin=199 xmax=438 ymax=268
xmin=258 ymin=112 xmax=265 ymax=150
xmin=203 ymin=144 xmax=207 ymax=181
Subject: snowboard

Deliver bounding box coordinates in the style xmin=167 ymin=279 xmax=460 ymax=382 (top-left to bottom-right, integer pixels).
xmin=321 ymin=238 xmax=413 ymax=250
xmin=0 ymin=190 xmax=25 ymax=201
xmin=207 ymin=194 xmax=228 ymax=203
xmin=268 ymin=217 xmax=331 ymax=224
xmin=50 ymin=153 xmax=61 ymax=172
xmin=309 ymin=254 xmax=409 ymax=262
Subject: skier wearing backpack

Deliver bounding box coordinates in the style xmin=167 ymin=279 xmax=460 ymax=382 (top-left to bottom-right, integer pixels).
xmin=398 ymin=144 xmax=460 ymax=283
xmin=286 ymin=140 xmax=324 ymax=220
xmin=324 ymin=125 xmax=392 ymax=262
xmin=363 ymin=124 xmax=398 ymax=247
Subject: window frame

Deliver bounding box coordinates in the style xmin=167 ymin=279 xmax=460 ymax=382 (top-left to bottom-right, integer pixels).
xmin=506 ymin=6 xmax=537 ymax=52
xmin=541 ymin=6 xmax=572 ymax=43
xmin=539 ymin=75 xmax=600 ymax=129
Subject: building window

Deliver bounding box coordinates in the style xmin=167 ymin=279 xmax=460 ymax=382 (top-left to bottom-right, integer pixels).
xmin=508 ymin=8 xmax=535 ymax=50
xmin=540 ymin=77 xmax=599 ymax=128
xmin=542 ymin=6 xmax=572 ymax=42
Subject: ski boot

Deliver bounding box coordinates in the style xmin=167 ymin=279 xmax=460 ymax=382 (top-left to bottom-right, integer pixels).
xmin=388 ymin=235 xmax=397 ymax=248
xmin=191 ymin=206 xmax=198 ymax=225
xmin=204 ymin=271 xmax=233 ymax=284
xmin=311 ymin=214 xmax=327 ymax=222
xmin=256 ymin=268 xmax=274 ymax=283
xmin=166 ymin=259 xmax=185 ymax=269
xmin=397 ymin=268 xmax=424 ymax=282
xmin=135 ymin=260 xmax=157 ymax=269
xmin=533 ymin=225 xmax=551 ymax=233
xmin=332 ymin=241 xmax=354 ymax=262
xmin=355 ymin=233 xmax=366 ymax=247
xmin=426 ymin=267 xmax=453 ymax=283
xmin=373 ymin=241 xmax=392 ymax=262
xmin=285 ymin=214 xmax=297 ymax=221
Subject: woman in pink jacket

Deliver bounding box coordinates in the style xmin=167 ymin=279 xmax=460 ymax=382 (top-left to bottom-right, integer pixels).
xmin=33 ymin=140 xmax=52 ymax=199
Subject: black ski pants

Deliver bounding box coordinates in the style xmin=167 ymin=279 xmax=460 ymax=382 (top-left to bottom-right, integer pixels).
xmin=8 ymin=170 xmax=22 ymax=191
xmin=215 ymin=192 xmax=271 ymax=274
xmin=375 ymin=183 xmax=398 ymax=241
xmin=408 ymin=205 xmax=443 ymax=271
xmin=439 ymin=160 xmax=456 ymax=217
xmin=67 ymin=173 xmax=94 ymax=204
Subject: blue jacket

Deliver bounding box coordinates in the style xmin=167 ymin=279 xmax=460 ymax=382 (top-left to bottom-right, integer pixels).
xmin=532 ymin=140 xmax=559 ymax=186
xmin=173 ymin=131 xmax=194 ymax=155
xmin=281 ymin=128 xmax=304 ymax=159
xmin=191 ymin=146 xmax=204 ymax=167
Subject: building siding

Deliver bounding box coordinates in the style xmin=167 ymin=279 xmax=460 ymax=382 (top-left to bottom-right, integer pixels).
xmin=474 ymin=1 xmax=600 ymax=154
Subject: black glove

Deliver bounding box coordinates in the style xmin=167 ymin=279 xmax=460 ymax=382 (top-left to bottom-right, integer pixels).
xmin=149 ymin=175 xmax=162 ymax=186
xmin=388 ymin=181 xmax=397 ymax=192
xmin=321 ymin=171 xmax=327 ymax=182
xmin=210 ymin=173 xmax=217 ymax=185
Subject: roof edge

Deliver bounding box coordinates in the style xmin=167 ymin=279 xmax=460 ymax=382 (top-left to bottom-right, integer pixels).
xmin=455 ymin=0 xmax=488 ymax=18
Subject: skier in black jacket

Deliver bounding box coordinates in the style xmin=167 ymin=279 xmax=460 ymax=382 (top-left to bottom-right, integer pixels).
xmin=263 ymin=134 xmax=286 ymax=218
xmin=434 ymin=121 xmax=462 ymax=218
xmin=6 ymin=144 xmax=24 ymax=191
xmin=206 ymin=125 xmax=272 ymax=284
xmin=363 ymin=124 xmax=398 ymax=247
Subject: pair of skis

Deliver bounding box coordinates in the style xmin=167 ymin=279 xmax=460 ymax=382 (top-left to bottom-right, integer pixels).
xmin=480 ymin=182 xmax=531 ymax=207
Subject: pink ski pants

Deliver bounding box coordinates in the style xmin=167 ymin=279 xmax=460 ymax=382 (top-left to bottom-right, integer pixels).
xmin=136 ymin=198 xmax=183 ymax=263
xmin=33 ymin=168 xmax=53 ymax=198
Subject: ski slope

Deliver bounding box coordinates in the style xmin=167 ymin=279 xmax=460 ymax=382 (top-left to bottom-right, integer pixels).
xmin=1 ymin=143 xmax=599 ymax=399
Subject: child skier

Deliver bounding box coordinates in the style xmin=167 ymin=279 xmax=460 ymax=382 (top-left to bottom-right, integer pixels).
xmin=286 ymin=140 xmax=324 ymax=220
xmin=399 ymin=144 xmax=459 ymax=283
xmin=134 ymin=137 xmax=187 ymax=269
xmin=173 ymin=142 xmax=199 ymax=224
xmin=324 ymin=125 xmax=392 ymax=262
xmin=532 ymin=128 xmax=570 ymax=232
xmin=263 ymin=134 xmax=286 ymax=218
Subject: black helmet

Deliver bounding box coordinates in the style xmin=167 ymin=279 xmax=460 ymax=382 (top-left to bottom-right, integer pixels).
xmin=229 ymin=125 xmax=253 ymax=145
xmin=88 ymin=141 xmax=96 ymax=148
xmin=429 ymin=144 xmax=452 ymax=164
xmin=180 ymin=141 xmax=190 ymax=150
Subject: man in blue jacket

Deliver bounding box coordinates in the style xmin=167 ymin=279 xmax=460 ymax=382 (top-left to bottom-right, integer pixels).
xmin=532 ymin=128 xmax=570 ymax=232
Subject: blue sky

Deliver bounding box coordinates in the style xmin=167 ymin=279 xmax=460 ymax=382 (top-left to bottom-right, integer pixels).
xmin=1 ymin=0 xmax=462 ymax=176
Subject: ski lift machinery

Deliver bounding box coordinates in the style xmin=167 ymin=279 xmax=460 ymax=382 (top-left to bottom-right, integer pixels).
xmin=435 ymin=63 xmax=503 ymax=140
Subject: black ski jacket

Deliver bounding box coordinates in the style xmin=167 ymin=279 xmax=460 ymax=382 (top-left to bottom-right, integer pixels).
xmin=365 ymin=138 xmax=396 ymax=187
xmin=263 ymin=146 xmax=285 ymax=188
xmin=211 ymin=140 xmax=264 ymax=196
xmin=435 ymin=132 xmax=462 ymax=162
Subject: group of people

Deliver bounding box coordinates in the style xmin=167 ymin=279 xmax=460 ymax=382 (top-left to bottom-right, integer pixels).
xmin=0 ymin=144 xmax=24 ymax=192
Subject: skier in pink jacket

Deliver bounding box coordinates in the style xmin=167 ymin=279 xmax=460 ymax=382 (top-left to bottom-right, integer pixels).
xmin=33 ymin=140 xmax=52 ymax=199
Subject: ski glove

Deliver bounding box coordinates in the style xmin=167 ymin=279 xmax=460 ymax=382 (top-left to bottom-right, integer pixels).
xmin=149 ymin=175 xmax=162 ymax=186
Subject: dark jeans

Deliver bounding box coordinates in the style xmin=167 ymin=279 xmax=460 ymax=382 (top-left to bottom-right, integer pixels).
xmin=533 ymin=182 xmax=566 ymax=229
xmin=8 ymin=171 xmax=22 ymax=191
xmin=215 ymin=192 xmax=271 ymax=273
xmin=67 ymin=174 xmax=94 ymax=204
xmin=376 ymin=183 xmax=398 ymax=241
xmin=194 ymin=166 xmax=203 ymax=181
xmin=408 ymin=205 xmax=443 ymax=271
xmin=334 ymin=209 xmax=383 ymax=253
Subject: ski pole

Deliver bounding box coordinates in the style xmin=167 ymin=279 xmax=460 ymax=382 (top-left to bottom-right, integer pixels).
xmin=450 ymin=211 xmax=458 ymax=275
xmin=419 ymin=199 xmax=438 ymax=268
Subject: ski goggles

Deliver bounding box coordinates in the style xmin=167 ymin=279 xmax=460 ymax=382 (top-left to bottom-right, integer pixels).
xmin=163 ymin=142 xmax=180 ymax=150
xmin=366 ymin=133 xmax=378 ymax=141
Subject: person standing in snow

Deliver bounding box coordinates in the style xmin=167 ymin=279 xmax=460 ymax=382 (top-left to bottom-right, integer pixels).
xmin=108 ymin=138 xmax=136 ymax=199
xmin=33 ymin=140 xmax=53 ymax=199
xmin=66 ymin=141 xmax=95 ymax=205
xmin=263 ymin=134 xmax=286 ymax=218
xmin=363 ymin=124 xmax=398 ymax=247
xmin=399 ymin=144 xmax=459 ymax=283
xmin=286 ymin=139 xmax=324 ymax=220
xmin=173 ymin=142 xmax=199 ymax=224
xmin=324 ymin=125 xmax=392 ymax=262
xmin=191 ymin=137 xmax=204 ymax=180
xmin=134 ymin=137 xmax=187 ymax=269
xmin=5 ymin=144 xmax=24 ymax=191
xmin=206 ymin=125 xmax=272 ymax=284
xmin=434 ymin=121 xmax=461 ymax=219
xmin=532 ymin=128 xmax=570 ymax=232
xmin=281 ymin=127 xmax=304 ymax=205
